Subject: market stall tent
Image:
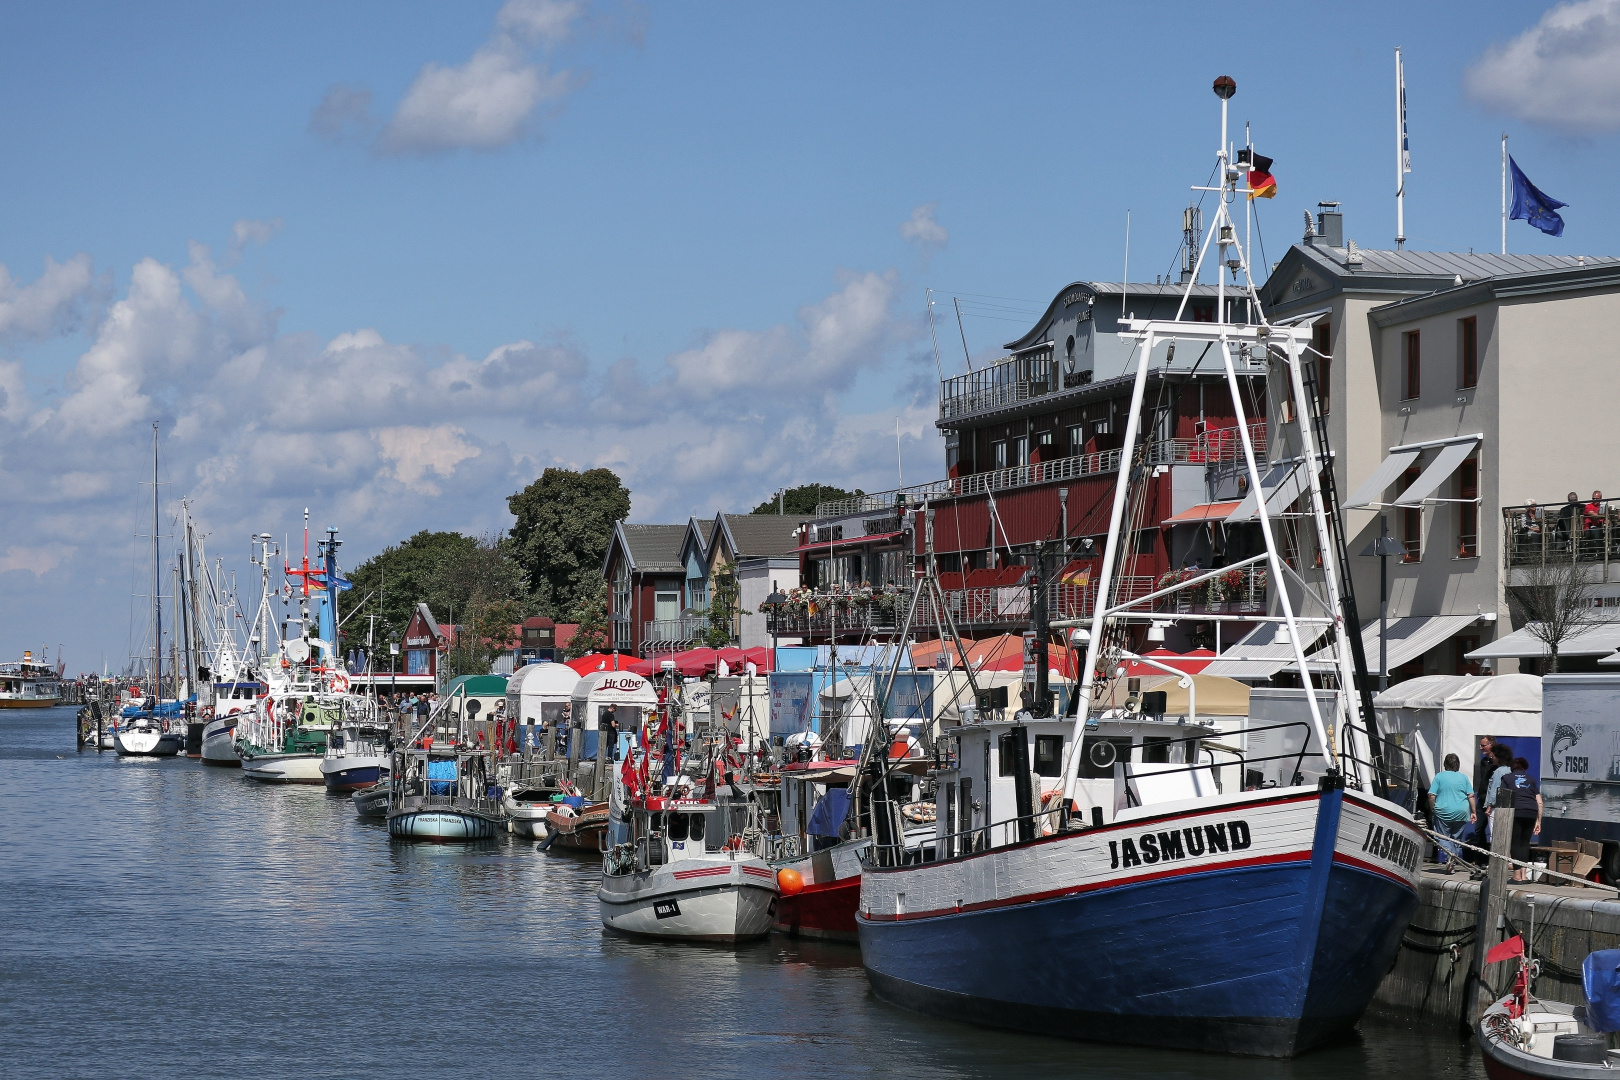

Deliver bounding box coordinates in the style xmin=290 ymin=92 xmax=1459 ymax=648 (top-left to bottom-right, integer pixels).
xmin=1373 ymin=674 xmax=1542 ymax=789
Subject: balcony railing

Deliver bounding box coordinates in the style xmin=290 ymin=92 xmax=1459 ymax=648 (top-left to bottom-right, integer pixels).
xmin=939 ymin=353 xmax=1058 ymax=422
xmin=767 ymin=563 xmax=1268 ymax=639
xmin=1504 ymin=499 xmax=1620 ymax=569
xmin=808 ymin=423 xmax=1268 ymax=522
xmin=642 ymin=616 xmax=707 ymax=645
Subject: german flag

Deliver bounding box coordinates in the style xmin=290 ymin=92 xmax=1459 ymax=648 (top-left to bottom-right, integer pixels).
xmin=1247 ymin=153 xmax=1276 ymax=199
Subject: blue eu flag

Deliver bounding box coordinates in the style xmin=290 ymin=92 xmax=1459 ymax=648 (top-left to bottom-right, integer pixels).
xmin=1509 ymin=156 xmax=1567 ymax=237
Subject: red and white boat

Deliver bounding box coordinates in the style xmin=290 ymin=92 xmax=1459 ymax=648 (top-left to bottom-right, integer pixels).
xmin=1479 ymin=933 xmax=1620 ymax=1078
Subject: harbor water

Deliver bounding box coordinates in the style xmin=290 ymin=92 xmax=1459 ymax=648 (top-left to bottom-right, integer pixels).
xmin=4 ymin=707 xmax=1483 ymax=1079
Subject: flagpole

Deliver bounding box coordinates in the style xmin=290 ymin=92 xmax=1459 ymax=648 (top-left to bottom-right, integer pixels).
xmin=1501 ymin=134 xmax=1508 ymax=255
xmin=1395 ymin=47 xmax=1405 ymax=250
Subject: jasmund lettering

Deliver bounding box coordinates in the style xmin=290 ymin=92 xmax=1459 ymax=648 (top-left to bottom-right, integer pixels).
xmin=1107 ymin=820 xmax=1252 ymax=870
xmin=1359 ymin=823 xmax=1419 ymax=874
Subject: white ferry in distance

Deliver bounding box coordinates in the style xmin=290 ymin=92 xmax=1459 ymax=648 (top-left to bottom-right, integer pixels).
xmin=0 ymin=651 xmax=62 ymax=708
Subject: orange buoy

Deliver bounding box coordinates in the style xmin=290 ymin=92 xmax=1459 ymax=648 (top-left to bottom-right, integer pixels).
xmin=776 ymin=868 xmax=804 ymax=896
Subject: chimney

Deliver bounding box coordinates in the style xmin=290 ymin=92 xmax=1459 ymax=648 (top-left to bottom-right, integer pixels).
xmin=1314 ymin=202 xmax=1343 ymax=248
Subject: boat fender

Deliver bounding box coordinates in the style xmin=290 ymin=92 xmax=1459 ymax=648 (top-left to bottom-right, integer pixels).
xmin=777 ymin=868 xmax=804 ymax=896
xmin=1553 ymin=1034 xmax=1607 ymax=1064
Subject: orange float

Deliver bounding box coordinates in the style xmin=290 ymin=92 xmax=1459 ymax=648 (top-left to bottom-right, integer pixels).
xmin=776 ymin=868 xmax=804 ymax=896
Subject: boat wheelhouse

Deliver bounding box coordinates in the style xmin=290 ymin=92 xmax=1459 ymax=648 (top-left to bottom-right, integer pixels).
xmin=0 ymin=651 xmax=62 ymax=708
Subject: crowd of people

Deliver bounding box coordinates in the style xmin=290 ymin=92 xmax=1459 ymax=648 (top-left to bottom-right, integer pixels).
xmin=1515 ymin=489 xmax=1616 ymax=553
xmin=1426 ymin=734 xmax=1544 ymax=881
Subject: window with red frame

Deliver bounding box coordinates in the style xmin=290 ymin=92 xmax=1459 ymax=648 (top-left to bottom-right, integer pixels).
xmin=1400 ymin=465 xmax=1422 ymax=561
xmin=1457 ymin=458 xmax=1479 ymax=558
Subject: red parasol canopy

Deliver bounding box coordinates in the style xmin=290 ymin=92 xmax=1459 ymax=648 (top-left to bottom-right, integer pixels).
xmin=563 ymin=652 xmax=623 ymax=675
xmin=1123 ymin=648 xmax=1215 ymax=677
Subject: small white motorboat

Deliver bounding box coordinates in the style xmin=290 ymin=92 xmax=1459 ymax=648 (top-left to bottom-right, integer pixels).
xmin=320 ymin=723 xmax=390 ymax=792
xmin=502 ymin=783 xmax=563 ymax=838
xmin=599 ymin=794 xmax=777 ymax=943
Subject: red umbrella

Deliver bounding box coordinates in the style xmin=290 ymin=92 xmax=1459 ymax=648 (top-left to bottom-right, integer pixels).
xmin=979 ymin=649 xmax=1078 ymax=679
xmin=624 ymin=657 xmax=657 ymax=676
xmin=1124 ymin=648 xmax=1213 ymax=677
xmin=563 ymin=652 xmax=623 ymax=675
xmin=673 ymin=647 xmax=718 ymax=677
xmin=742 ymin=647 xmax=774 ymax=672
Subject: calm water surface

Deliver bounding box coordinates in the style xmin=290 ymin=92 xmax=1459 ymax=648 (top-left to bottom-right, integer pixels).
xmin=2 ymin=706 xmax=1483 ymax=1079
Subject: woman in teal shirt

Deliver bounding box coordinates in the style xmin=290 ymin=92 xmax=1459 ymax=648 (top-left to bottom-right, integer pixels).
xmin=1429 ymin=753 xmax=1476 ymax=866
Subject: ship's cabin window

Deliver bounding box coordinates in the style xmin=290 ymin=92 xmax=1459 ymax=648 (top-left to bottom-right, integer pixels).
xmin=1077 ymin=736 xmax=1134 ymax=779
xmin=667 ymin=812 xmax=689 ymax=842
xmin=1034 ymin=734 xmax=1063 ymax=776
xmin=1142 ymin=737 xmax=1172 ymax=764
xmin=688 ymin=812 xmax=706 ymax=843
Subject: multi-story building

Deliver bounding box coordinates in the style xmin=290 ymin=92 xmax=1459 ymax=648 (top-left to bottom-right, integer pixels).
xmin=1239 ymin=207 xmax=1620 ymax=679
xmin=789 ymin=275 xmax=1272 ymax=650
xmin=605 ymin=514 xmax=804 ymax=656
xmin=603 ymin=523 xmax=688 ymax=657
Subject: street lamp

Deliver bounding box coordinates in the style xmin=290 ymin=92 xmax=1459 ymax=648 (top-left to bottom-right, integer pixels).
xmin=1359 ymin=516 xmax=1404 ymax=691
xmin=765 ymin=581 xmax=787 ymax=659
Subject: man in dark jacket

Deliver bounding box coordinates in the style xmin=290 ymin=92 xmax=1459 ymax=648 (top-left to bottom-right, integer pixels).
xmin=1470 ymin=735 xmax=1497 ymax=847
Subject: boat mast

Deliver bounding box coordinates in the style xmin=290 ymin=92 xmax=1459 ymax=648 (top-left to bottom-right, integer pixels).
xmin=151 ymin=422 xmax=162 ymax=701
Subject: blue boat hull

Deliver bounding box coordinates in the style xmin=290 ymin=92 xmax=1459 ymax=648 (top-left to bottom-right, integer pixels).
xmin=857 ymin=787 xmax=1420 ymax=1058
xmin=324 ymin=764 xmax=386 ymax=791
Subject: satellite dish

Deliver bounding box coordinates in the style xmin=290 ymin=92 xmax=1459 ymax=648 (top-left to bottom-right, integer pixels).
xmin=285 ymin=639 xmax=311 ymax=665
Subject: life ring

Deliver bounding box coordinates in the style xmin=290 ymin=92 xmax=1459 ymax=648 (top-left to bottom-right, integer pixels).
xmin=330 ymin=673 xmax=350 ymax=693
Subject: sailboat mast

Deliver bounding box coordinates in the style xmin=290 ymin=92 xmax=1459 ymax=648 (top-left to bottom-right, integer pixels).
xmin=151 ymin=422 xmax=162 ymax=699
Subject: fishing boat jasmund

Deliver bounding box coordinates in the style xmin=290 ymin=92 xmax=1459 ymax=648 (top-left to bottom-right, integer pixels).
xmin=0 ymin=651 xmax=62 ymax=708
xmin=199 ymin=679 xmax=265 ymax=766
xmin=856 ymin=77 xmax=1423 ymax=1059
xmin=598 ymin=700 xmax=777 ymax=943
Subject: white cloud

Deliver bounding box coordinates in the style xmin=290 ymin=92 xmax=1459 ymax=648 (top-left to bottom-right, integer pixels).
xmin=377 ymin=0 xmax=584 ymax=154
xmin=230 ymin=217 xmax=284 ymax=258
xmin=1466 ymin=0 xmax=1620 ymax=131
xmin=0 ymin=254 xmax=99 ymax=340
xmin=376 ymin=425 xmax=481 ymax=494
xmin=311 ymin=84 xmax=376 ymax=140
xmin=497 ymin=0 xmax=584 ymax=46
xmin=899 ymin=203 xmax=948 ymax=250
xmin=0 ymin=237 xmax=930 ymax=667
xmin=0 ymin=544 xmax=69 ymax=576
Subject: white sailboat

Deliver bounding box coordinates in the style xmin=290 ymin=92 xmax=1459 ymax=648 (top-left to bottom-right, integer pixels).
xmin=117 ymin=423 xmax=183 ymax=759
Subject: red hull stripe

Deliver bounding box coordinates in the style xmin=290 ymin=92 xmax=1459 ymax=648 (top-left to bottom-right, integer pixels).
xmin=741 ymin=866 xmax=774 ymax=878
xmin=1332 ymin=852 xmax=1419 ymax=893
xmin=672 ymin=866 xmax=732 ymax=880
xmin=1344 ymin=795 xmax=1421 ymax=830
xmin=862 ymin=849 xmax=1313 ymax=923
xmin=864 ymin=792 xmax=1321 ymax=876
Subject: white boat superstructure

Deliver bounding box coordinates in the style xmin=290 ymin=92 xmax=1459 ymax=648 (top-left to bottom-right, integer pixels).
xmin=599 ymin=797 xmax=777 ymax=942
xmin=0 ymin=651 xmax=62 ymax=708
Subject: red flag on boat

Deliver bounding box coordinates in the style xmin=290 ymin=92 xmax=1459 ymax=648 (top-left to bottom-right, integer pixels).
xmin=1486 ymin=936 xmax=1524 ymax=965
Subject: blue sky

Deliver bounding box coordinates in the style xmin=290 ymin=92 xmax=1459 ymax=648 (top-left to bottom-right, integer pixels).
xmin=3 ymin=0 xmax=1617 ymax=670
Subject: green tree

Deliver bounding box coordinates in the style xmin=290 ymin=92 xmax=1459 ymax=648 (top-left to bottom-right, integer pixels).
xmin=343 ymin=530 xmax=478 ymax=650
xmin=702 ymin=560 xmax=739 ymax=647
xmin=425 ymin=534 xmax=533 ymax=677
xmin=750 ymin=483 xmax=864 ymax=516
xmin=507 ymin=467 xmax=631 ymax=617
xmin=566 ymin=577 xmax=610 ymax=658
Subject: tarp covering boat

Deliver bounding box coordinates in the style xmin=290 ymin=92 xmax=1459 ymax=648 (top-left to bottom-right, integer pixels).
xmin=426 ymin=758 xmax=458 ymax=796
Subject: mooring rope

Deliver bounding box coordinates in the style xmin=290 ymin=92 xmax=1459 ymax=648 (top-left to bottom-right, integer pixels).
xmin=1418 ymin=826 xmax=1619 ymax=895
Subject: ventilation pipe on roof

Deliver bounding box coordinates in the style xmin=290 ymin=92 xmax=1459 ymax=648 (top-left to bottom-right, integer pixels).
xmin=1315 ymin=202 xmax=1343 ymax=247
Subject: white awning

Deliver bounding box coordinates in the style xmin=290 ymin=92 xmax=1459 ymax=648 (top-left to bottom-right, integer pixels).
xmin=1344 ymin=448 xmax=1421 ymax=509
xmin=1306 ymin=613 xmax=1482 ymax=672
xmin=1466 ymin=621 xmax=1620 ymax=660
xmin=1392 ymin=438 xmax=1480 ymax=506
xmin=1201 ymin=620 xmax=1332 ymax=681
xmin=1230 ymin=456 xmax=1323 ymax=521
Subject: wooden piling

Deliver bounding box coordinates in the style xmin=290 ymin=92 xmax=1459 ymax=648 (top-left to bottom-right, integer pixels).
xmin=1466 ymin=782 xmax=1517 ymax=1024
